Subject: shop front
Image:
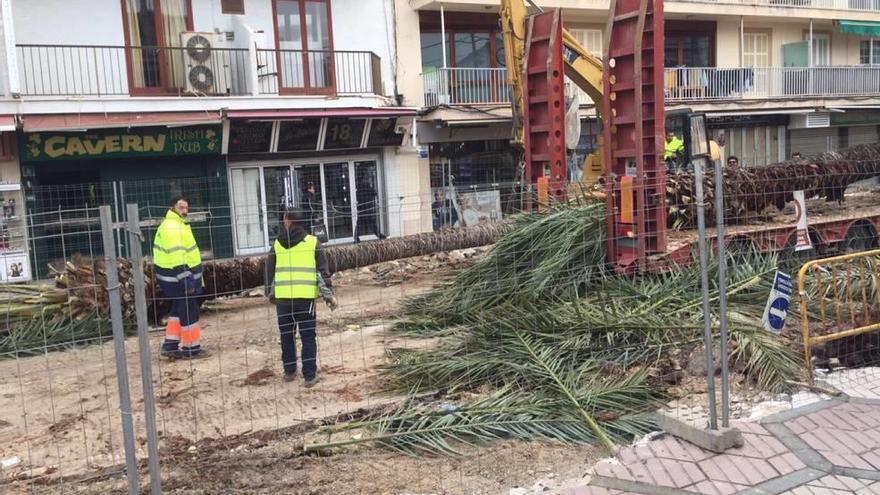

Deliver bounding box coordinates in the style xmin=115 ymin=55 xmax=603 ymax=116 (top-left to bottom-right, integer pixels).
xmin=225 ymin=110 xmax=412 ymax=254
xmin=18 ymin=114 xmax=232 ymax=278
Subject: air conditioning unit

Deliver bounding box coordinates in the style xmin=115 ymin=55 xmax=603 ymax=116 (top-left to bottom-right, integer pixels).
xmin=180 ymin=32 xmax=233 ymax=95
xmin=790 ymin=111 xmax=831 ymax=129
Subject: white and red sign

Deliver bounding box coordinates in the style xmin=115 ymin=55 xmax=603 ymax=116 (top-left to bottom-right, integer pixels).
xmin=792 ymin=191 xmax=812 ymax=251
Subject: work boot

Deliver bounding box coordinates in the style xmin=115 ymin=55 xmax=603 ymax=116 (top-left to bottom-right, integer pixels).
xmin=283 ymin=372 xmax=297 ymax=382
xmin=160 ymin=349 xmax=181 ymax=359
xmin=177 ymin=347 xmax=210 ymax=360
xmin=303 ymin=376 xmax=320 ymax=388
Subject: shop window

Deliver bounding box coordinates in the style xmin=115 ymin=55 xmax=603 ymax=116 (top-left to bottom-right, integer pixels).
xmin=277 ymin=119 xmax=322 ymax=152
xmin=366 ymin=119 xmax=404 ymax=147
xmin=221 ymin=0 xmax=244 ymax=14
xmin=323 ymin=118 xmax=366 ymax=150
xmin=229 ymin=121 xmax=273 ymax=153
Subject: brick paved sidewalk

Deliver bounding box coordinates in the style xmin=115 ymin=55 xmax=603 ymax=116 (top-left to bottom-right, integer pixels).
xmin=562 ymin=397 xmax=880 ymax=495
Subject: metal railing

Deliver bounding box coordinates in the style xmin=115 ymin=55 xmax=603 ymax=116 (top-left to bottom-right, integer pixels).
xmin=665 ymin=66 xmax=880 ymax=101
xmin=672 ymin=0 xmax=880 ymax=11
xmin=423 ymin=67 xmax=511 ymax=106
xmin=16 ymin=44 xmax=382 ymax=97
xmin=255 ymin=49 xmax=382 ymax=95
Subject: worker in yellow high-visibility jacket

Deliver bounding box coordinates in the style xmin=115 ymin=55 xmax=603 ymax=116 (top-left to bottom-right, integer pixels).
xmin=664 ymin=130 xmax=685 ymax=161
xmin=153 ymin=196 xmax=206 ymax=359
xmin=266 ymin=208 xmax=336 ymax=386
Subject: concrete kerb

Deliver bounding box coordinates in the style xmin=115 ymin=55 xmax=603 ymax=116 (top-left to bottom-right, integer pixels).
xmin=763 ymin=421 xmax=835 ymax=471
xmin=829 ymin=466 xmax=880 ymax=482
xmin=757 ymin=397 xmax=844 ymax=424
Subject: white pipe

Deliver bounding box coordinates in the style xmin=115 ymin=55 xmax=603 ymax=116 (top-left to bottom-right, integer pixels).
xmin=1 ymin=0 xmax=19 ymax=97
xmin=440 ymin=3 xmax=448 ymax=69
xmin=739 ymin=16 xmax=744 ymax=67
xmin=809 ymin=19 xmax=813 ymax=67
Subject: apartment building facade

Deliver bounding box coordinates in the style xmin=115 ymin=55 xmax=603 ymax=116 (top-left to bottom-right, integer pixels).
xmin=0 ymin=0 xmax=432 ymax=280
xmin=397 ymin=0 xmax=880 ymax=196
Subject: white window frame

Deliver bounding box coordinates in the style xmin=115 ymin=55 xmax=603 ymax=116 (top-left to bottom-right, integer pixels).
xmin=742 ymin=32 xmax=770 ymax=68
xmin=860 ymin=39 xmax=880 ymax=65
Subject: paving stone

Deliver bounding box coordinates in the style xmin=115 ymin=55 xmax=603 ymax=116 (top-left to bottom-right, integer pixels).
xmin=769 ymin=452 xmax=807 ymax=475
xmin=689 ymin=480 xmax=748 ymax=495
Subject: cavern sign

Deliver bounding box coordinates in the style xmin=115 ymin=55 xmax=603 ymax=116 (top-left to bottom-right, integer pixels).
xmin=20 ymin=126 xmax=221 ymax=161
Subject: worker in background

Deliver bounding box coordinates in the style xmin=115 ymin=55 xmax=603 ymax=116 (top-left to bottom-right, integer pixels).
xmin=266 ymin=208 xmax=337 ymax=386
xmin=726 ymin=155 xmax=740 ymax=168
xmin=154 ymin=196 xmax=206 ymax=359
xmin=302 ymin=182 xmax=320 ymax=234
xmin=664 ymin=131 xmax=685 ymax=160
xmin=664 ymin=130 xmax=686 ymax=172
xmin=792 ymin=152 xmax=804 ymax=162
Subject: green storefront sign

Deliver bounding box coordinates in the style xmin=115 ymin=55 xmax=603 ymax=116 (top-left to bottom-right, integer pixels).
xmin=21 ymin=125 xmax=222 ymax=161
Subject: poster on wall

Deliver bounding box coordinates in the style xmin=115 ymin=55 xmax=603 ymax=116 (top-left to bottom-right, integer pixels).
xmin=0 ymin=252 xmax=30 ymax=283
xmin=457 ymin=190 xmax=502 ymax=227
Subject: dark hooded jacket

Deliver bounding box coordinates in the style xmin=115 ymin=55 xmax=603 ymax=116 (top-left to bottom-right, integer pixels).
xmin=265 ymin=224 xmax=332 ymax=298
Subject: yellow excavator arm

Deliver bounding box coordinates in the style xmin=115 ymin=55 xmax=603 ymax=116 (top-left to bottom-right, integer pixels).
xmin=499 ymin=0 xmax=606 ymax=185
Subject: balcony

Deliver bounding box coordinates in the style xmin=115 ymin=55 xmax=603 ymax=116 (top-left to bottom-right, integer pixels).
xmin=672 ymin=0 xmax=880 ymax=11
xmin=422 ymin=66 xmax=880 ymax=108
xmin=665 ymin=66 xmax=880 ymax=102
xmin=423 ymin=68 xmax=510 ymax=106
xmin=15 ymin=45 xmax=383 ymax=98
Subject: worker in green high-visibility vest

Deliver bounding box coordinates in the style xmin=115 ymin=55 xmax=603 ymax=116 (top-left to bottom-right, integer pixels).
xmin=265 ymin=208 xmax=336 ymax=386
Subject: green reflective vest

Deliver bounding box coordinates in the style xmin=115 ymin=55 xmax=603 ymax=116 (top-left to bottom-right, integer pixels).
xmin=153 ymin=210 xmax=201 ymax=270
xmin=273 ymin=235 xmax=319 ymax=300
xmin=664 ymin=136 xmax=684 ymax=160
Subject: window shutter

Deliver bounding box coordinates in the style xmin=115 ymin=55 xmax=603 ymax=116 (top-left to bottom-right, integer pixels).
xmin=221 ymin=0 xmax=245 ymax=14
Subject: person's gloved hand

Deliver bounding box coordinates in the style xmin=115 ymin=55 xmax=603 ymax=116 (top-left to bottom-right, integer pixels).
xmin=325 ymin=295 xmax=339 ymax=311
xmin=183 ymin=276 xmax=202 ymax=296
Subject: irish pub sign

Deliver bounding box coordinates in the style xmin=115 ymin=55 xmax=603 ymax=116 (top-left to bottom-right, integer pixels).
xmin=20 ymin=126 xmax=222 ymax=161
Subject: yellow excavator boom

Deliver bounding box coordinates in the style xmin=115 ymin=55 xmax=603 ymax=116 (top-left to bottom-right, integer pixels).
xmin=499 ymin=0 xmax=606 ymax=185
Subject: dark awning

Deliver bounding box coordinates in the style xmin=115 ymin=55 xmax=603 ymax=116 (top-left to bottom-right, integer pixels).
xmin=226 ymin=108 xmax=418 ymax=120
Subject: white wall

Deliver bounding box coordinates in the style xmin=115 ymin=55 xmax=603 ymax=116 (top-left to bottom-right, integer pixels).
xmin=330 ymin=0 xmax=395 ymax=97
xmin=13 ymin=0 xmax=125 ymax=45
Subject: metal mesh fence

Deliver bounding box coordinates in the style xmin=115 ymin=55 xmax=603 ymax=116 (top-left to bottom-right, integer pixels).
xmin=1 ymin=157 xmax=880 ymax=494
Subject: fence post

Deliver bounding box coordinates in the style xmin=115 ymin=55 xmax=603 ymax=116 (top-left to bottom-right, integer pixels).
xmin=713 ymin=159 xmax=731 ymax=428
xmin=99 ymin=205 xmax=139 ymax=495
xmin=126 ymin=203 xmax=162 ymax=495
xmin=693 ymin=159 xmax=718 ymax=430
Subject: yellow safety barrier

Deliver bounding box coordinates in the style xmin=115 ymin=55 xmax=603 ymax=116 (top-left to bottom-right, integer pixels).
xmin=798 ymin=248 xmax=880 ymax=385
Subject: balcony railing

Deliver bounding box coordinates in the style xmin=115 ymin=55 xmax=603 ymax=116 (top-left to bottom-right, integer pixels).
xmin=423 ymin=68 xmax=510 ymax=106
xmin=672 ymin=0 xmax=880 ymax=12
xmin=665 ymin=66 xmax=880 ymax=101
xmin=15 ymin=44 xmax=382 ymax=97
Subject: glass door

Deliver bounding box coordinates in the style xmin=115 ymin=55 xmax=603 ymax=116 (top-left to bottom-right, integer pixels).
xmin=354 ymin=160 xmax=382 ymax=241
xmin=322 ymin=162 xmax=354 ymax=241
xmin=263 ymin=166 xmax=293 ymax=242
xmin=230 ymin=167 xmax=265 ymax=254
xmin=293 ymin=164 xmax=323 ymax=235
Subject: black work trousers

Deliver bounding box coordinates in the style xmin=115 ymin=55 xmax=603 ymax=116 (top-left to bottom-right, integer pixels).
xmin=275 ymin=299 xmax=317 ymax=378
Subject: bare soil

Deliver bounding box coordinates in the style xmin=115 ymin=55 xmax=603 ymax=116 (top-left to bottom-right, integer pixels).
xmin=0 ymin=248 xmax=608 ymax=495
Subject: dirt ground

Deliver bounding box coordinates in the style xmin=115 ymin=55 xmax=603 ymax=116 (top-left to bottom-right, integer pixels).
xmin=0 ymin=248 xmax=604 ymax=495
xmin=0 ymin=255 xmax=452 ymax=486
